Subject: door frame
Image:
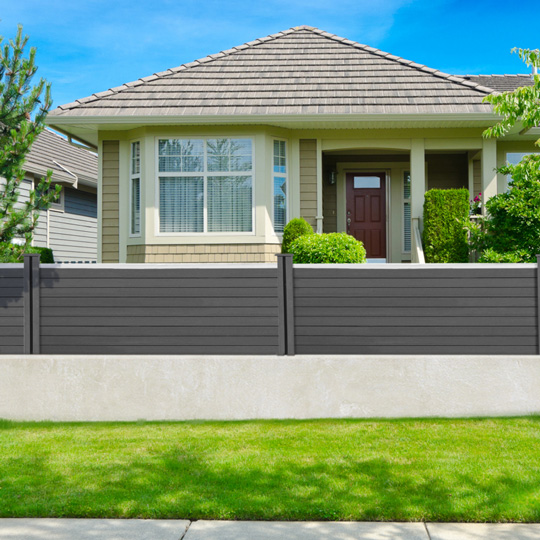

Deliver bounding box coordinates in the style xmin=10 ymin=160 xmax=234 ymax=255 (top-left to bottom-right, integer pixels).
xmin=336 ymin=164 xmax=392 ymax=261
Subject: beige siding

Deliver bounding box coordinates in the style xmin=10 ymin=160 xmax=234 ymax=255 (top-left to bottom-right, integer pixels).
xmin=126 ymin=244 xmax=281 ymax=263
xmin=299 ymin=139 xmax=317 ymax=231
xmin=323 ymin=181 xmax=337 ymax=233
xmin=473 ymin=160 xmax=481 ymax=198
xmin=101 ymin=141 xmax=119 ymax=263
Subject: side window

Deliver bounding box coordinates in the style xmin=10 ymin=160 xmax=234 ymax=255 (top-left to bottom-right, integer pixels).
xmin=273 ymin=140 xmax=287 ymax=233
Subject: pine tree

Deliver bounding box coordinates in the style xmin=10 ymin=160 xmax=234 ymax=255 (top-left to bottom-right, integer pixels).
xmin=0 ymin=25 xmax=60 ymax=253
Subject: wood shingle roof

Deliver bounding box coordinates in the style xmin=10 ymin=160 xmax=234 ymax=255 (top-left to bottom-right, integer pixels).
xmin=49 ymin=26 xmax=496 ymax=119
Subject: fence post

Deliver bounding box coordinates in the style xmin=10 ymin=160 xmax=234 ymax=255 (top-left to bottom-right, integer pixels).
xmin=537 ymin=255 xmax=540 ymax=355
xmin=276 ymin=254 xmax=295 ymax=356
xmin=23 ymin=254 xmax=40 ymax=355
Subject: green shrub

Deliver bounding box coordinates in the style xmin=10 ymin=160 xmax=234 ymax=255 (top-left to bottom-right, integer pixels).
xmin=423 ymin=189 xmax=470 ymax=263
xmin=478 ymin=248 xmax=529 ymax=263
xmin=471 ymin=154 xmax=540 ymax=263
xmin=0 ymin=242 xmax=54 ymax=263
xmin=281 ymin=218 xmax=314 ymax=253
xmin=289 ymin=233 xmax=366 ymax=264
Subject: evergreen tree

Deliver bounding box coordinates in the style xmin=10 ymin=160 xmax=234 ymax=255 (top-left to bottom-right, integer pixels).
xmin=0 ymin=25 xmax=60 ymax=252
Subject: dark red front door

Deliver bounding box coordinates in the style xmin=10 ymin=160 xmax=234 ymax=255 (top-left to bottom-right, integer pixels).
xmin=346 ymin=172 xmax=386 ymax=259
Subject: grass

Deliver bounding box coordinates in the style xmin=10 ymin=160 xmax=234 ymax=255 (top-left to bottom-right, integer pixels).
xmin=1 ymin=417 xmax=540 ymax=522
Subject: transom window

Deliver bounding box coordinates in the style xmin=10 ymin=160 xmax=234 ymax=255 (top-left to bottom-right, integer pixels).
xmin=158 ymin=138 xmax=253 ymax=234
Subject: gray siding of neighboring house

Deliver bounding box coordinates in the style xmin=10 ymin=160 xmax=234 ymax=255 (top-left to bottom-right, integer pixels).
xmin=47 ymin=188 xmax=97 ymax=262
xmin=34 ymin=205 xmax=48 ymax=246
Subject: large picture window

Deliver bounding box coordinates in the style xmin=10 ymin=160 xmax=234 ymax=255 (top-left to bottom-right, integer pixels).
xmin=158 ymin=138 xmax=253 ymax=234
xmin=273 ymin=140 xmax=287 ymax=233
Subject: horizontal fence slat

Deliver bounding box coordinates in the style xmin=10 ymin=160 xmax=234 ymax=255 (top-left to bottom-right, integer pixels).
xmin=294 ymin=278 xmax=535 ymax=289
xmin=41 ymin=336 xmax=278 ymax=347
xmin=41 ymin=297 xmax=278 ymax=308
xmin=42 ymin=307 xmax=277 ymax=318
xmin=0 ymin=346 xmax=24 ymax=354
xmin=294 ymin=316 xmax=535 ymax=327
xmin=39 ymin=345 xmax=278 ymax=355
xmin=296 ymin=326 xmax=537 ymax=337
xmin=40 ymin=326 xmax=278 ymax=337
xmin=295 ymin=296 xmax=537 ymax=308
xmin=293 ymin=268 xmax=537 ymax=279
xmin=295 ymin=307 xmax=536 ymax=318
xmin=295 ymin=336 xmax=538 ymax=347
xmin=40 ymin=268 xmax=277 ymax=279
xmin=40 ymin=278 xmax=277 ymax=289
xmin=295 ymin=288 xmax=534 ymax=298
xmin=40 ymin=287 xmax=277 ymax=298
xmin=294 ymin=345 xmax=538 ymax=355
xmin=41 ymin=316 xmax=278 ymax=327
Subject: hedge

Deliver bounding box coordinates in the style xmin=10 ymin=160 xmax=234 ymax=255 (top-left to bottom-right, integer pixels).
xmin=289 ymin=233 xmax=367 ymax=264
xmin=423 ymin=189 xmax=469 ymax=263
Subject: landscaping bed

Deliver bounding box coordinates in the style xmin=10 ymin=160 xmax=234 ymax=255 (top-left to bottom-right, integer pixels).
xmin=1 ymin=418 xmax=539 ymax=521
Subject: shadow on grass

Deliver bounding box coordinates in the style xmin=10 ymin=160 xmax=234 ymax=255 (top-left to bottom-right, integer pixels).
xmin=1 ymin=443 xmax=540 ymax=523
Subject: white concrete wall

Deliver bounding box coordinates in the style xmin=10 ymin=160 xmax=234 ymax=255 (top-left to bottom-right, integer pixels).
xmin=1 ymin=355 xmax=540 ymax=421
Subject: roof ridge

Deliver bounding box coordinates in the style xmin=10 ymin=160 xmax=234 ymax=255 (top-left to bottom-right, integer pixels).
xmin=52 ymin=25 xmax=496 ymax=114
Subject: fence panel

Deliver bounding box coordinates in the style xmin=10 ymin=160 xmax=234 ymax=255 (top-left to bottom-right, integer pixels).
xmin=293 ymin=265 xmax=538 ymax=355
xmin=0 ymin=264 xmax=25 ymax=354
xmin=39 ymin=265 xmax=279 ymax=355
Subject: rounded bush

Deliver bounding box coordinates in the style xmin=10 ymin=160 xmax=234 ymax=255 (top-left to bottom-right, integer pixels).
xmin=289 ymin=233 xmax=367 ymax=264
xmin=281 ymin=217 xmax=314 ymax=254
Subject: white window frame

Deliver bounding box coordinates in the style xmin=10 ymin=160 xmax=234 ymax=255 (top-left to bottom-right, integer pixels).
xmin=129 ymin=140 xmax=141 ymax=237
xmin=402 ymin=170 xmax=411 ymax=253
xmin=154 ymin=136 xmax=255 ymax=236
xmin=272 ymin=138 xmax=288 ymax=235
xmin=47 ymin=185 xmax=64 ymax=212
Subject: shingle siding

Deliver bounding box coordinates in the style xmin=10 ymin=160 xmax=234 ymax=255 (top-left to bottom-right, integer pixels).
xmin=101 ymin=141 xmax=120 ymax=263
xmin=300 ymin=139 xmax=317 ymax=231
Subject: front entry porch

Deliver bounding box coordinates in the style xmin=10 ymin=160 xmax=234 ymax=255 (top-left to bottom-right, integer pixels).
xmin=299 ymin=137 xmax=499 ymax=263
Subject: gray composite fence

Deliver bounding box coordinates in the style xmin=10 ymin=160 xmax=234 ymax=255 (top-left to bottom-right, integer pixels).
xmin=0 ymin=254 xmax=539 ymax=356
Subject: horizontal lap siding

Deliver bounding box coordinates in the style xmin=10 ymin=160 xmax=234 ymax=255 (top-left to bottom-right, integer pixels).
xmin=39 ymin=267 xmax=278 ymax=354
xmin=0 ymin=268 xmax=24 ymax=353
xmin=293 ymin=267 xmax=537 ymax=355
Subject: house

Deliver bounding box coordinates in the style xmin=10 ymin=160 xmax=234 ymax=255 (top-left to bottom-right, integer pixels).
xmin=18 ymin=128 xmax=98 ymax=262
xmin=46 ymin=26 xmax=539 ymax=263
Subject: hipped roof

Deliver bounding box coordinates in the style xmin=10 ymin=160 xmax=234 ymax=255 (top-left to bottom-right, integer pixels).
xmin=49 ymin=26 xmax=496 ymax=119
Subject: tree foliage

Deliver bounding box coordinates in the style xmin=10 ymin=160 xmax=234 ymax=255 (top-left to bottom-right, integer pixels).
xmin=470 ymin=155 xmax=540 ymax=263
xmin=0 ymin=25 xmax=60 ymax=254
xmin=483 ymin=48 xmax=540 ymax=143
xmin=475 ymin=48 xmax=540 ymax=262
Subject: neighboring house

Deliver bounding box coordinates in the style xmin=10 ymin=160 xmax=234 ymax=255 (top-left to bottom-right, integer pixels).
xmin=16 ymin=129 xmax=98 ymax=262
xmin=47 ymin=26 xmax=539 ymax=263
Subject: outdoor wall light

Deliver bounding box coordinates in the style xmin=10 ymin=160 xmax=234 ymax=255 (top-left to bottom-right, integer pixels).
xmin=328 ymin=171 xmax=337 ymax=185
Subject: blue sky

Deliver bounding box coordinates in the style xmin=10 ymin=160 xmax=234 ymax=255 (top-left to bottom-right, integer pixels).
xmin=2 ymin=0 xmax=539 ymax=108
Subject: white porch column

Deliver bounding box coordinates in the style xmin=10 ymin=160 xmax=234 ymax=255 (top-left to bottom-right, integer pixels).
xmin=316 ymin=139 xmax=323 ymax=233
xmin=410 ymin=139 xmax=426 ymax=224
xmin=481 ymin=138 xmax=498 ymax=211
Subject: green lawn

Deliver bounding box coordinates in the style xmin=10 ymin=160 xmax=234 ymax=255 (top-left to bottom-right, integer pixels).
xmin=1 ymin=418 xmax=539 ymax=522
